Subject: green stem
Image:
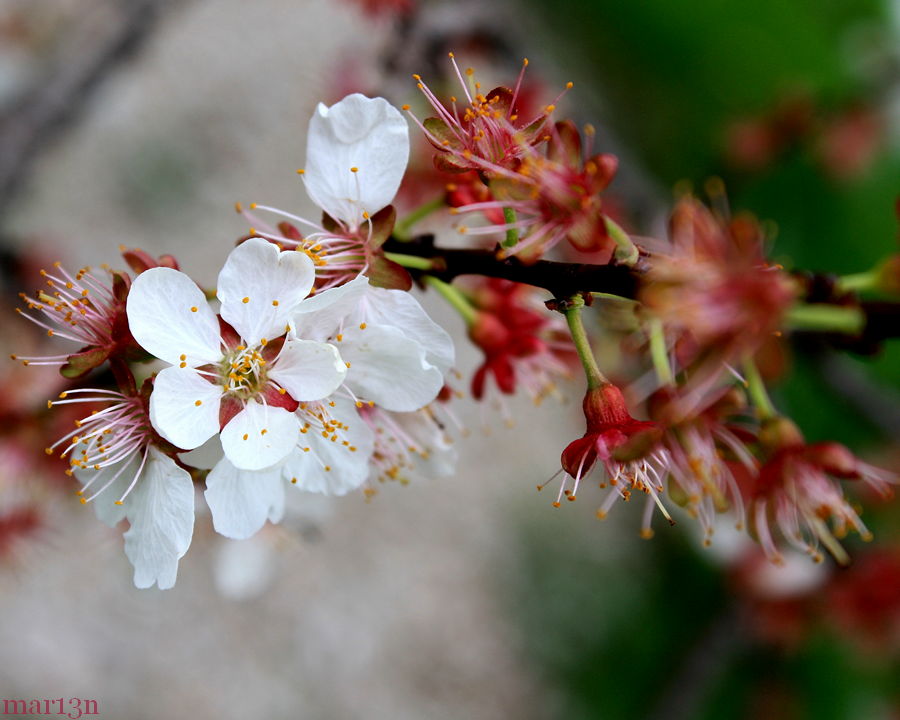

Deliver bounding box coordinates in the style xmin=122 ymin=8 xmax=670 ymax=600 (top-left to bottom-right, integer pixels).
xmin=648 ymin=317 xmax=674 ymax=386
xmin=422 ymin=276 xmax=477 ymax=326
xmin=604 ymin=217 xmax=640 ymax=267
xmin=590 ymin=291 xmax=639 ymax=304
xmin=742 ymin=357 xmax=776 ymax=420
xmin=836 ymin=270 xmax=877 ymax=294
xmin=393 ymin=196 xmax=445 ymax=241
xmin=785 ymin=303 xmax=865 ymax=334
xmin=383 ymin=251 xmax=435 ymax=272
xmin=501 ymin=207 xmax=519 ymax=248
xmin=563 ymin=296 xmax=607 ymax=389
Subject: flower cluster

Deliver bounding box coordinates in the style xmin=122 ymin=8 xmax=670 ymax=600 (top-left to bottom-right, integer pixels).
xmin=408 ymin=56 xmax=622 ymax=262
xmin=15 ymin=94 xmax=454 ymax=588
xmin=11 ymin=53 xmax=900 ymax=590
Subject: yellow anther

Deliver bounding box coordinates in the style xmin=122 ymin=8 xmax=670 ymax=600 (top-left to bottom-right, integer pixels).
xmin=59 ymin=391 xmax=68 ymax=399
xmin=291 ymin=477 xmax=297 ymax=484
xmin=234 ymin=202 xmax=243 ymax=213
xmin=545 ymin=104 xmax=556 ymax=113
xmin=190 ymin=306 xmax=198 ymax=313
xmin=359 ymin=322 xmax=367 ymax=330
xmin=350 ymin=167 xmax=358 ymax=173
xmin=242 ymin=297 xmax=250 ymax=304
xmin=195 ymin=400 xmax=202 ymax=406
xmin=242 ymin=433 xmax=249 ymax=441
xmin=566 ymin=81 xmax=573 ymax=89
xmin=272 ymin=300 xmax=279 ymax=307
xmin=401 ymin=104 xmax=410 ymax=111
xmin=335 ymin=333 xmax=343 ymax=342
xmin=261 ymin=429 xmax=268 ymax=435
xmin=79 ymin=497 xmax=87 ymax=505
xmin=296 ymin=168 xmax=305 ymax=174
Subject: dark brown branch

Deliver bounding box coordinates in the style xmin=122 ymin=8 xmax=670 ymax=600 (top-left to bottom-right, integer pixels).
xmin=384 ymin=236 xmax=900 ymax=347
xmin=383 ymin=235 xmax=642 ymax=299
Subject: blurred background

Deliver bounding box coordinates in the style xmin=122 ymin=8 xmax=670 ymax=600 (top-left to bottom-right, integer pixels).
xmin=0 ymin=0 xmax=898 ymax=718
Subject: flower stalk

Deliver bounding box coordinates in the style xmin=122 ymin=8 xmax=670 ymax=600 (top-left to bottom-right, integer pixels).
xmin=502 ymin=207 xmax=520 ymax=248
xmin=604 ymin=216 xmax=640 ymax=266
xmin=383 ymin=251 xmax=436 ymax=272
xmin=742 ymin=356 xmax=776 ymax=420
xmin=423 ymin=275 xmax=478 ymax=325
xmin=785 ymin=303 xmax=866 ymax=334
xmin=563 ymin=295 xmax=607 ymax=389
xmin=648 ymin=317 xmax=674 ymax=386
xmin=392 ymin=196 xmax=445 ymax=240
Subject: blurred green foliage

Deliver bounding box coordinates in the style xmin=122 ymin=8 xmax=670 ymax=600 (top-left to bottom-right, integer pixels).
xmin=506 ymin=1 xmax=900 ymax=717
xmin=528 ymin=0 xmax=900 ymax=446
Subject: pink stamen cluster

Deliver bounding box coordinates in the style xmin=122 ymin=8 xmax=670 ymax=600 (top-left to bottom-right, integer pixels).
xmin=12 ymin=262 xmax=124 ymax=369
xmin=47 ymin=389 xmax=154 ymax=506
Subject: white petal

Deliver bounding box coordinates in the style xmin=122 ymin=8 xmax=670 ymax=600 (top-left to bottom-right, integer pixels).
xmin=126 ymin=267 xmax=221 ymax=366
xmin=268 ymin=339 xmax=346 ymax=401
xmin=149 ymin=367 xmax=224 ymax=451
xmin=360 ymin=286 xmax=455 ymax=374
xmin=340 ymin=325 xmax=444 ymax=411
xmin=218 ymin=238 xmax=315 ymax=346
xmin=178 ymin=435 xmax=224 ymax=471
xmin=122 ymin=447 xmax=195 ymax=590
xmin=205 ymin=458 xmax=285 ymax=540
xmin=304 ymin=94 xmax=409 ymax=228
xmin=292 ymin=274 xmax=369 ymax=341
xmin=284 ymin=397 xmax=374 ymax=495
xmin=220 ymin=401 xmax=298 ymax=471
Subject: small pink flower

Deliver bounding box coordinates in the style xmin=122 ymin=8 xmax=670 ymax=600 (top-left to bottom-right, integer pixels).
xmin=407 ymin=54 xmax=555 ymax=175
xmin=744 ymin=417 xmax=896 ymax=565
xmin=641 ymin=198 xmax=795 ymax=391
xmin=553 ymin=383 xmax=672 ymax=537
xmin=13 ymin=260 xmax=144 ymax=378
xmin=451 ymin=121 xmax=619 ymax=261
xmin=649 ymin=386 xmax=754 ymax=545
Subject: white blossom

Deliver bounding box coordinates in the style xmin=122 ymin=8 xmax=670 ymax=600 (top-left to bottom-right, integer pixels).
xmin=126 ymin=238 xmax=347 ymax=471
